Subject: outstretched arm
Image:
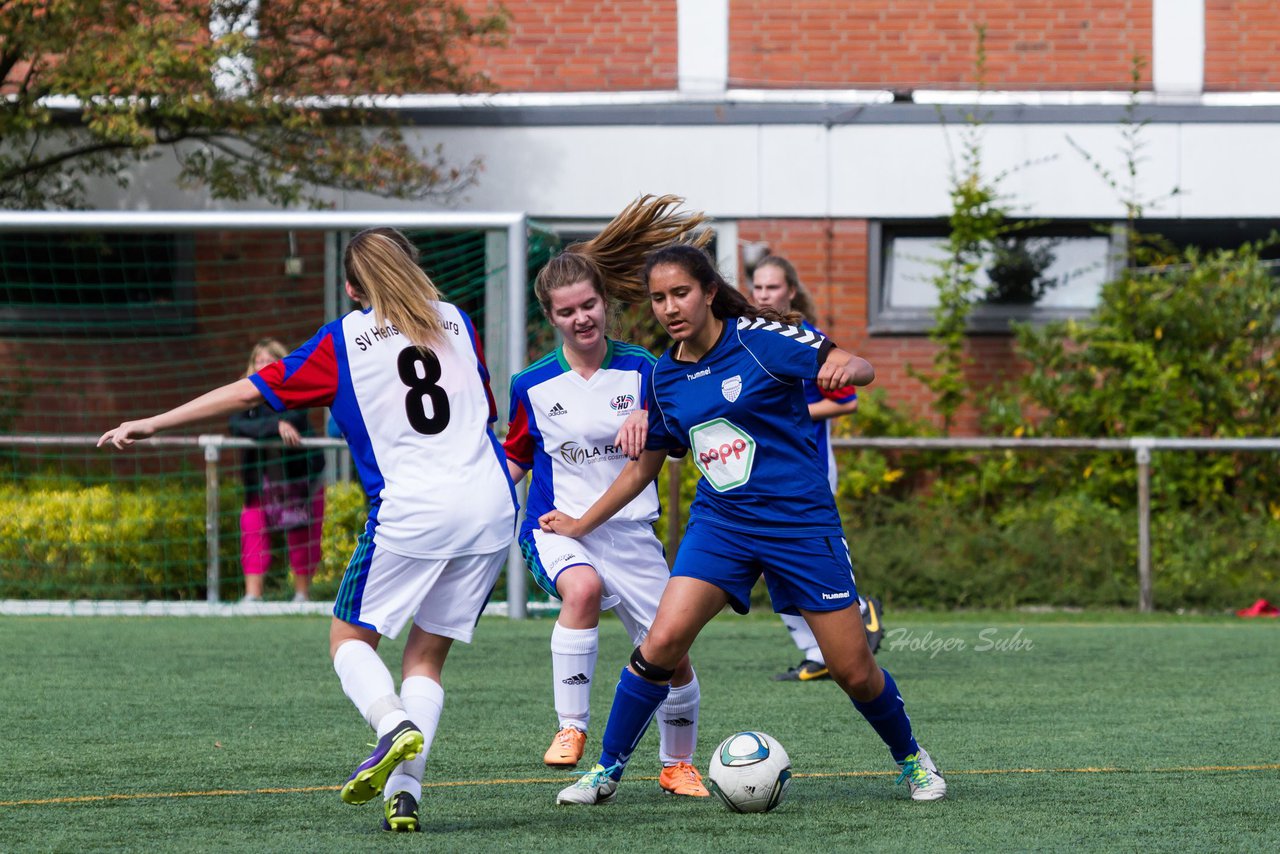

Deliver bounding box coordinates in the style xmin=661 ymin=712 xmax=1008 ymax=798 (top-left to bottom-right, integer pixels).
xmin=98 ymin=379 xmax=265 ymax=449
xmin=539 ymin=448 xmax=667 ymax=538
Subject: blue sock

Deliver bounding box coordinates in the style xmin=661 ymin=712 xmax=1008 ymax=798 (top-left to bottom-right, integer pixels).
xmin=598 ymin=668 xmax=670 ymax=781
xmin=851 ymin=668 xmax=919 ymax=763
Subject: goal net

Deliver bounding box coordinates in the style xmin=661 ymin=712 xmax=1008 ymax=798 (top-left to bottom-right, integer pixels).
xmin=0 ymin=212 xmax=558 ymax=614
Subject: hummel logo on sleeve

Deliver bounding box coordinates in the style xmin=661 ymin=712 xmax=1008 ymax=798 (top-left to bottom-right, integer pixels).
xmin=737 ymin=316 xmax=824 ymax=348
xmin=548 ymin=402 xmax=568 ymax=416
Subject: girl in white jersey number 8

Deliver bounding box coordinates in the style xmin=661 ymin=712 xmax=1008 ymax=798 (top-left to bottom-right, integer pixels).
xmin=99 ymin=228 xmax=517 ymax=833
xmin=504 ymin=195 xmax=711 ymax=798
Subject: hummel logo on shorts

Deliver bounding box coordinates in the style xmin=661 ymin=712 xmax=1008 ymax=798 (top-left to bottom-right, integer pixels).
xmin=549 ymin=403 xmax=568 ymax=416
xmin=562 ymin=672 xmax=590 ymax=685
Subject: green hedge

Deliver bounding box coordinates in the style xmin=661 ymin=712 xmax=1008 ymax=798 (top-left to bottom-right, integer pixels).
xmin=4 ymin=480 xmax=1277 ymax=610
xmin=841 ymin=494 xmax=1280 ymax=612
xmin=0 ymin=482 xmax=371 ymax=601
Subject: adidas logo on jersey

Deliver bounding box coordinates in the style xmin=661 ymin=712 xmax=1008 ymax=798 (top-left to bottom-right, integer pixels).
xmin=548 ymin=402 xmax=568 ymax=416
xmin=561 ymin=672 xmax=590 ymax=685
xmin=662 ymin=717 xmax=695 ymax=727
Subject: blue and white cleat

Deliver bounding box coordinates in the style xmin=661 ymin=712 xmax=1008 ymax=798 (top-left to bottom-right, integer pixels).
xmin=556 ymin=763 xmax=621 ymax=805
xmin=896 ymin=747 xmax=947 ymax=801
xmin=340 ymin=720 xmax=424 ymax=805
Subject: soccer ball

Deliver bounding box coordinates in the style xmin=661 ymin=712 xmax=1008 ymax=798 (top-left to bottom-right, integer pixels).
xmin=707 ymin=731 xmax=792 ymax=813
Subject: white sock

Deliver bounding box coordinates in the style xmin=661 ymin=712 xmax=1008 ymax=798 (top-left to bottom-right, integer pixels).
xmin=385 ymin=675 xmax=444 ymax=803
xmin=550 ymin=622 xmax=598 ymax=732
xmin=333 ymin=640 xmax=408 ymax=735
xmin=658 ymin=671 xmax=701 ymax=765
xmin=779 ymin=613 xmax=824 ymax=664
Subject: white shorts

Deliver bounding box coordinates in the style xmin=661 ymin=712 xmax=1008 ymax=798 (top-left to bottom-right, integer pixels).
xmin=334 ymin=530 xmax=507 ymax=643
xmin=519 ymin=520 xmax=669 ymax=645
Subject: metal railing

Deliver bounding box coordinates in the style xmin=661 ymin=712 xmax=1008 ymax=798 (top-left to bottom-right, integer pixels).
xmin=0 ymin=433 xmax=528 ymax=616
xmin=827 ymin=436 xmax=1280 ymax=612
xmin=5 ymin=433 xmax=1280 ymax=614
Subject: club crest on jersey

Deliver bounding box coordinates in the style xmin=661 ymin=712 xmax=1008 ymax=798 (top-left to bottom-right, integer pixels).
xmin=610 ymin=394 xmax=635 ymax=411
xmin=721 ymin=375 xmax=743 ymax=403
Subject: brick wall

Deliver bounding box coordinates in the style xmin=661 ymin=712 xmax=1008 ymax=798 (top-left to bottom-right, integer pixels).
xmin=729 ymin=0 xmax=1153 ymax=90
xmin=1205 ymin=1 xmax=1280 ymax=90
xmin=463 ymin=0 xmax=678 ymax=92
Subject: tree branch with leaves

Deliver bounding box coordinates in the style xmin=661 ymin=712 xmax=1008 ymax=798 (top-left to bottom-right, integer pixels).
xmin=0 ymin=0 xmax=509 ymax=208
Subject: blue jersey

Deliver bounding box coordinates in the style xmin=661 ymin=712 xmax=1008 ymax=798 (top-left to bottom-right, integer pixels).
xmin=646 ymin=317 xmax=841 ymax=538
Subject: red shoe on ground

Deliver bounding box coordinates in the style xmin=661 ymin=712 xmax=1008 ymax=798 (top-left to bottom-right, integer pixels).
xmin=1235 ymin=598 xmax=1280 ymax=617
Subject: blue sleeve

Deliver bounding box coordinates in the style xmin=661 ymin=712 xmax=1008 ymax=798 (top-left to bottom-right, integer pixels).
xmin=736 ymin=318 xmax=831 ymax=382
xmin=644 ymin=370 xmax=687 ymax=456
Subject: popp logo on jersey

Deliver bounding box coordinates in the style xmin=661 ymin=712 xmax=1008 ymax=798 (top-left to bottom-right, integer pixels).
xmin=688 ymin=418 xmax=756 ymax=492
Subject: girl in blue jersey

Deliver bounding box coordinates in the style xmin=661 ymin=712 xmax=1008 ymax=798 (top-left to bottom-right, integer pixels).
xmin=751 ymin=254 xmax=884 ymax=680
xmin=542 ymin=243 xmax=946 ymax=804
xmin=505 ymin=196 xmax=710 ymax=796
xmin=100 ymin=228 xmax=517 ymax=832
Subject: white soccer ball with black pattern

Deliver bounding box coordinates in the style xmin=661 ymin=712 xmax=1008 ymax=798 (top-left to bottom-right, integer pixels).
xmin=707 ymin=731 xmax=792 ymax=813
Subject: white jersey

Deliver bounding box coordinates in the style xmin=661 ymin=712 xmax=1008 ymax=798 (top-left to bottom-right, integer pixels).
xmin=250 ymin=303 xmax=517 ymax=559
xmin=504 ymin=340 xmax=660 ymax=536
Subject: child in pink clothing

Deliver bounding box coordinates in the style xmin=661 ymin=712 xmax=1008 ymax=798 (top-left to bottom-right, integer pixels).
xmin=229 ymin=338 xmax=326 ymax=602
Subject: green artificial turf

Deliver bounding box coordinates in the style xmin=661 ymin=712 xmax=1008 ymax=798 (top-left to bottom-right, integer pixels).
xmin=0 ymin=611 xmax=1275 ymax=852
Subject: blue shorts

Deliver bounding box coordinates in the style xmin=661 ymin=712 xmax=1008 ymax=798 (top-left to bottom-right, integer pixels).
xmin=672 ymin=519 xmax=859 ymax=616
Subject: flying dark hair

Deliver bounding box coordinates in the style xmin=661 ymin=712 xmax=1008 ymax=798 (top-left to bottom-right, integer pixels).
xmin=533 ymin=194 xmax=710 ymax=316
xmin=643 ymin=244 xmax=800 ymax=325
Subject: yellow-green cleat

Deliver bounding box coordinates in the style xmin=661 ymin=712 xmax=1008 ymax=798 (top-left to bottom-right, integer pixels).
xmin=381 ymin=791 xmax=420 ymax=832
xmin=340 ymin=720 xmax=424 ymax=805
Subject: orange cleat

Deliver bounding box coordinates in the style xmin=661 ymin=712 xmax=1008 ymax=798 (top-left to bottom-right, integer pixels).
xmin=659 ymin=761 xmax=710 ymax=797
xmin=544 ymin=727 xmax=587 ymax=768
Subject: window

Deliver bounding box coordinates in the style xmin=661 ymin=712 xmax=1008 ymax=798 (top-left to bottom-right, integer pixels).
xmin=869 ymin=221 xmax=1120 ymax=334
xmin=0 ymin=232 xmax=195 ymax=335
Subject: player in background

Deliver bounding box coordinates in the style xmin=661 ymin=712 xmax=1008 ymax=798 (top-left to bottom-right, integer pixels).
xmin=542 ymin=242 xmax=946 ymax=805
xmin=505 ymin=195 xmax=710 ymax=797
xmin=99 ymin=228 xmax=517 ymax=833
xmin=750 ymin=255 xmax=884 ymax=682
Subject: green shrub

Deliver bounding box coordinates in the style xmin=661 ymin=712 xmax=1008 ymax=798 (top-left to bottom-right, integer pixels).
xmin=835 ymin=494 xmax=1280 ymax=612
xmin=0 ymin=482 xmax=375 ymax=600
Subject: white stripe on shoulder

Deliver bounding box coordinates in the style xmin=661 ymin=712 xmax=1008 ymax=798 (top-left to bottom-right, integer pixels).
xmin=740 ymin=316 xmax=825 ymax=349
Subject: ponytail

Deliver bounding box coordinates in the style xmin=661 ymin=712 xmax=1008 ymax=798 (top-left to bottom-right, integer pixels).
xmin=534 ymin=194 xmax=710 ymax=315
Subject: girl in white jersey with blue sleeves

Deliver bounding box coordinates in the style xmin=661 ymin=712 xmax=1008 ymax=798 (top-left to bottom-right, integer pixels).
xmin=504 ymin=195 xmax=710 ymax=798
xmin=100 ymin=228 xmax=517 ymax=833
xmin=542 ymin=241 xmax=947 ymax=806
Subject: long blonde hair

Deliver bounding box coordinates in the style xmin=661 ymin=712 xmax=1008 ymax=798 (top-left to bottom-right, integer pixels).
xmin=534 ymin=194 xmax=711 ymax=316
xmin=243 ymin=337 xmax=289 ymax=378
xmin=344 ymin=227 xmax=445 ymax=349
